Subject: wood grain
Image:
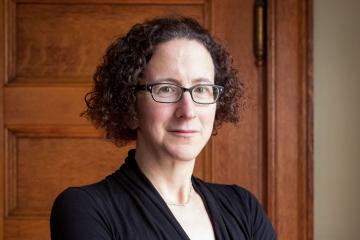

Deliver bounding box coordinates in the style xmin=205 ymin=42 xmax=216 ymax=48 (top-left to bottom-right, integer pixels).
xmin=12 ymin=2 xmax=205 ymax=83
xmin=0 ymin=0 xmax=313 ymax=239
xmin=266 ymin=0 xmax=313 ymax=239
xmin=212 ymin=0 xmax=263 ymax=199
xmin=5 ymin=126 xmax=131 ymax=217
xmin=0 ymin=0 xmax=5 ymax=238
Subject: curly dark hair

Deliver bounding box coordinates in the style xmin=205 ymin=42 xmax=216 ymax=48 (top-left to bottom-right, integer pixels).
xmin=82 ymin=16 xmax=243 ymax=146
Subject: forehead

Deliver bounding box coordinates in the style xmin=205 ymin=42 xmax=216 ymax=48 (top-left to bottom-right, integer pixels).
xmin=153 ymin=38 xmax=210 ymax=57
xmin=143 ymin=38 xmax=215 ymax=84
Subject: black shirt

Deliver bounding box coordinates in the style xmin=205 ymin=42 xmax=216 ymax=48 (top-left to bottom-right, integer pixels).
xmin=50 ymin=150 xmax=276 ymax=240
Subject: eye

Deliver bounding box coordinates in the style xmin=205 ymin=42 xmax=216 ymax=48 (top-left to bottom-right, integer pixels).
xmin=153 ymin=84 xmax=179 ymax=97
xmin=159 ymin=85 xmax=176 ymax=93
xmin=194 ymin=85 xmax=212 ymax=94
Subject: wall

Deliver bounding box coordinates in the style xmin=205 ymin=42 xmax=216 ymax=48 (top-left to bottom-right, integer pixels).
xmin=314 ymin=0 xmax=360 ymax=239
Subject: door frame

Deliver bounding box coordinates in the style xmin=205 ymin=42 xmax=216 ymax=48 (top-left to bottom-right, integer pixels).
xmin=266 ymin=0 xmax=313 ymax=239
xmin=0 ymin=0 xmax=313 ymax=239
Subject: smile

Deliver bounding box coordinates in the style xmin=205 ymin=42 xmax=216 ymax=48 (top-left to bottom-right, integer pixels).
xmin=169 ymin=129 xmax=199 ymax=136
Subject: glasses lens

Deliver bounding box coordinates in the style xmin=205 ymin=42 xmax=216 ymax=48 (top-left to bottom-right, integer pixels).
xmin=192 ymin=85 xmax=219 ymax=104
xmin=152 ymin=84 xmax=181 ymax=102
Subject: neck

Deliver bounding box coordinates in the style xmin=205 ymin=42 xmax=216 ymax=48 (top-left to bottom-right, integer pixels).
xmin=134 ymin=145 xmax=195 ymax=205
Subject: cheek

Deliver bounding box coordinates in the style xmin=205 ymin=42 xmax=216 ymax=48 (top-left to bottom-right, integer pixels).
xmin=200 ymin=106 xmax=217 ymax=129
xmin=137 ymin=102 xmax=173 ymax=129
xmin=138 ymin=110 xmax=156 ymax=128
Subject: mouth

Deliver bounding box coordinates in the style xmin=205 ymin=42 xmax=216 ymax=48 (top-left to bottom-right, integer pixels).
xmin=169 ymin=129 xmax=199 ymax=136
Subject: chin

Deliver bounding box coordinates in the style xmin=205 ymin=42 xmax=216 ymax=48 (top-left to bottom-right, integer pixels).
xmin=165 ymin=143 xmax=204 ymax=161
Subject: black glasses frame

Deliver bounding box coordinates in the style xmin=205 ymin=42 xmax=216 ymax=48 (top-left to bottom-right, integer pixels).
xmin=134 ymin=83 xmax=224 ymax=104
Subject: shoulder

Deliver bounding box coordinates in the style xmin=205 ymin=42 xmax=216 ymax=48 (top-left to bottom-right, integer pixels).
xmin=196 ymin=178 xmax=256 ymax=207
xmin=195 ymin=179 xmax=277 ymax=239
xmin=51 ymin=184 xmax=111 ymax=227
xmin=50 ymin=186 xmax=110 ymax=239
xmin=52 ymin=185 xmax=101 ymax=212
xmin=53 ymin=178 xmax=110 ymax=209
xmin=50 ymin=177 xmax=126 ymax=240
xmin=199 ymin=180 xmax=264 ymax=215
xmin=51 ymin=173 xmax=128 ymax=219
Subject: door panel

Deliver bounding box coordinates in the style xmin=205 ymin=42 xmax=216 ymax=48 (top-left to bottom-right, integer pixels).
xmin=0 ymin=0 xmax=313 ymax=239
xmin=13 ymin=2 xmax=205 ymax=83
xmin=4 ymin=1 xmax=224 ymax=239
xmin=211 ymin=0 xmax=263 ymax=196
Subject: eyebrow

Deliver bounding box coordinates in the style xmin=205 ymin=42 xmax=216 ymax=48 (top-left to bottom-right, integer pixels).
xmin=152 ymin=78 xmax=213 ymax=85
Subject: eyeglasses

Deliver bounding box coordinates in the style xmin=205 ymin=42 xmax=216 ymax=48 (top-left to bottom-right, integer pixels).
xmin=134 ymin=83 xmax=224 ymax=104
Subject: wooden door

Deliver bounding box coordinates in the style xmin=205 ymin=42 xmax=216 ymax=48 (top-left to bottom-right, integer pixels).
xmin=0 ymin=0 xmax=313 ymax=239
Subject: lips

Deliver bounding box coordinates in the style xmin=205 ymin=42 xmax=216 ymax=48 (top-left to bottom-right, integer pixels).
xmin=168 ymin=129 xmax=199 ymax=136
xmin=171 ymin=129 xmax=198 ymax=133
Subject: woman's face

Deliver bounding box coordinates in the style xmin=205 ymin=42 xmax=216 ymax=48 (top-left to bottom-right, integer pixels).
xmin=135 ymin=38 xmax=216 ymax=161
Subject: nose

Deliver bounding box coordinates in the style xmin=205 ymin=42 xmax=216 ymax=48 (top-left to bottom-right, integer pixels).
xmin=175 ymin=91 xmax=196 ymax=119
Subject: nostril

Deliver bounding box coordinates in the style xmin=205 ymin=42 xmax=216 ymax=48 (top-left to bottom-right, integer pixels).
xmin=175 ymin=107 xmax=196 ymax=119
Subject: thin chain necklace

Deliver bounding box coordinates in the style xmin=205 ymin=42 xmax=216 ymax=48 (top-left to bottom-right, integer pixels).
xmin=159 ymin=186 xmax=193 ymax=207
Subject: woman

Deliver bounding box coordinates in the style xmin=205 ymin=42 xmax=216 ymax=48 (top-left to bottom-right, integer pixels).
xmin=50 ymin=16 xmax=276 ymax=240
